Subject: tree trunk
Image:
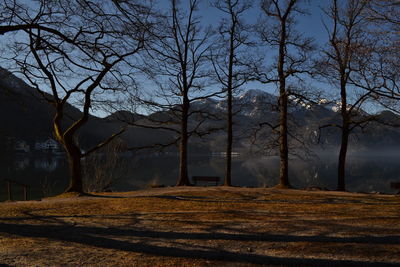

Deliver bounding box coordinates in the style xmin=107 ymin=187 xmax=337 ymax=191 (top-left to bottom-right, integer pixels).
xmin=53 ymin=108 xmax=84 ymax=193
xmin=277 ymin=17 xmax=290 ymax=189
xmin=224 ymin=87 xmax=233 ymax=186
xmin=64 ymin=141 xmax=84 ymax=193
xmin=278 ymin=89 xmax=290 ymax=188
xmin=338 ymin=78 xmax=349 ymax=192
xmin=337 ymin=127 xmax=349 ymax=191
xmin=224 ymin=20 xmax=235 ymax=187
xmin=176 ymin=98 xmax=191 ymax=186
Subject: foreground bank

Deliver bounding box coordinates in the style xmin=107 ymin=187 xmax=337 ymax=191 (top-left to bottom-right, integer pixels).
xmin=0 ymin=187 xmax=399 ymax=266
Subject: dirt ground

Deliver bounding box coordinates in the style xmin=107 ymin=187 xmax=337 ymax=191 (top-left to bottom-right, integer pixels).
xmin=0 ymin=186 xmax=399 ymax=266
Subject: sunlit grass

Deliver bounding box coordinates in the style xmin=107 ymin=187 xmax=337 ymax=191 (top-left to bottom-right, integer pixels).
xmin=0 ymin=187 xmax=399 ymax=266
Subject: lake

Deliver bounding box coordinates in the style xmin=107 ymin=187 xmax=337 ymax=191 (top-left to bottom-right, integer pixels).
xmin=1 ymin=151 xmax=399 ymax=201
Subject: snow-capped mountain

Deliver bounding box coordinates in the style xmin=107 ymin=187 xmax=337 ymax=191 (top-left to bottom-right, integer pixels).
xmin=186 ymin=88 xmax=400 ymax=151
xmin=235 ymin=89 xmax=278 ymax=117
xmin=191 ymin=88 xmax=328 ymax=119
xmin=191 ymin=89 xmax=278 ymax=119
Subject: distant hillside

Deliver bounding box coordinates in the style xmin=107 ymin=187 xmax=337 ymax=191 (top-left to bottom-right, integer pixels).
xmin=1 ymin=68 xmax=400 ymax=155
xmin=0 ymin=68 xmax=176 ymax=152
xmin=0 ymin=68 xmax=58 ymax=142
xmin=136 ymin=89 xmax=400 ymax=152
xmin=0 ymin=68 xmax=122 ymax=149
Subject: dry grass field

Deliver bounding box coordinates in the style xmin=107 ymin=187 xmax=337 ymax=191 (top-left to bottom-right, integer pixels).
xmin=0 ymin=187 xmax=399 ymax=266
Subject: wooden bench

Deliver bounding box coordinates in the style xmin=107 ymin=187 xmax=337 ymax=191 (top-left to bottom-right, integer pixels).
xmin=390 ymin=182 xmax=400 ymax=194
xmin=192 ymin=176 xmax=220 ymax=186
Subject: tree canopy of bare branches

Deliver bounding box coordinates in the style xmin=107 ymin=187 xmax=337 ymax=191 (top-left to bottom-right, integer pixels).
xmin=132 ymin=0 xmax=216 ymax=186
xmin=317 ymin=0 xmax=380 ymax=191
xmin=257 ymin=0 xmax=315 ymax=188
xmin=210 ymin=0 xmax=253 ymax=186
xmin=0 ymin=0 xmax=154 ymax=193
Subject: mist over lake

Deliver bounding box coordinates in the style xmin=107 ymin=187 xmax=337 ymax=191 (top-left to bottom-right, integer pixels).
xmin=1 ymin=149 xmax=399 ymax=201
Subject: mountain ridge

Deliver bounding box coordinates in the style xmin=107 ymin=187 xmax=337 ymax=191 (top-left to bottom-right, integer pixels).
xmin=1 ymin=68 xmax=400 ymax=154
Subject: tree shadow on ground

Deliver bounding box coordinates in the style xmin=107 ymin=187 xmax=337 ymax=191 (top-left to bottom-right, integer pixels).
xmin=80 ymin=193 xmax=127 ymax=199
xmin=0 ymin=222 xmax=398 ymax=266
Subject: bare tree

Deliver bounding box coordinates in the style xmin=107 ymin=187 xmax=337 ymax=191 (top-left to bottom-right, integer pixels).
xmin=0 ymin=0 xmax=152 ymax=193
xmin=83 ymin=138 xmax=128 ymax=192
xmin=257 ymin=0 xmax=314 ymax=188
xmin=317 ymin=0 xmax=378 ymax=191
xmin=210 ymin=0 xmax=253 ymax=186
xmin=361 ymin=0 xmax=400 ymax=107
xmin=133 ymin=0 xmax=215 ymax=186
xmin=368 ymin=0 xmax=400 ymax=30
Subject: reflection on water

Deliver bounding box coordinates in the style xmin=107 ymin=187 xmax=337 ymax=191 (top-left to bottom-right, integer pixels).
xmin=14 ymin=155 xmax=61 ymax=172
xmin=114 ymin=153 xmax=400 ymax=194
xmin=1 ymin=151 xmax=399 ymax=201
xmin=34 ymin=157 xmax=59 ymax=172
xmin=0 ymin=155 xmax=69 ymax=201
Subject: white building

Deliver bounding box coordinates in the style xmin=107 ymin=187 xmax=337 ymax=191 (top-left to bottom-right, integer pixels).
xmin=35 ymin=138 xmax=60 ymax=152
xmin=14 ymin=140 xmax=30 ymax=152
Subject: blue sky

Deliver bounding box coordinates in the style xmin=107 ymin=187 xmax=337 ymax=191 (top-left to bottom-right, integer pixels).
xmin=3 ymin=0 xmax=382 ymax=116
xmin=153 ymin=0 xmax=332 ymax=99
xmin=158 ymin=0 xmax=330 ymax=45
xmin=135 ymin=0 xmax=365 ymax=115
